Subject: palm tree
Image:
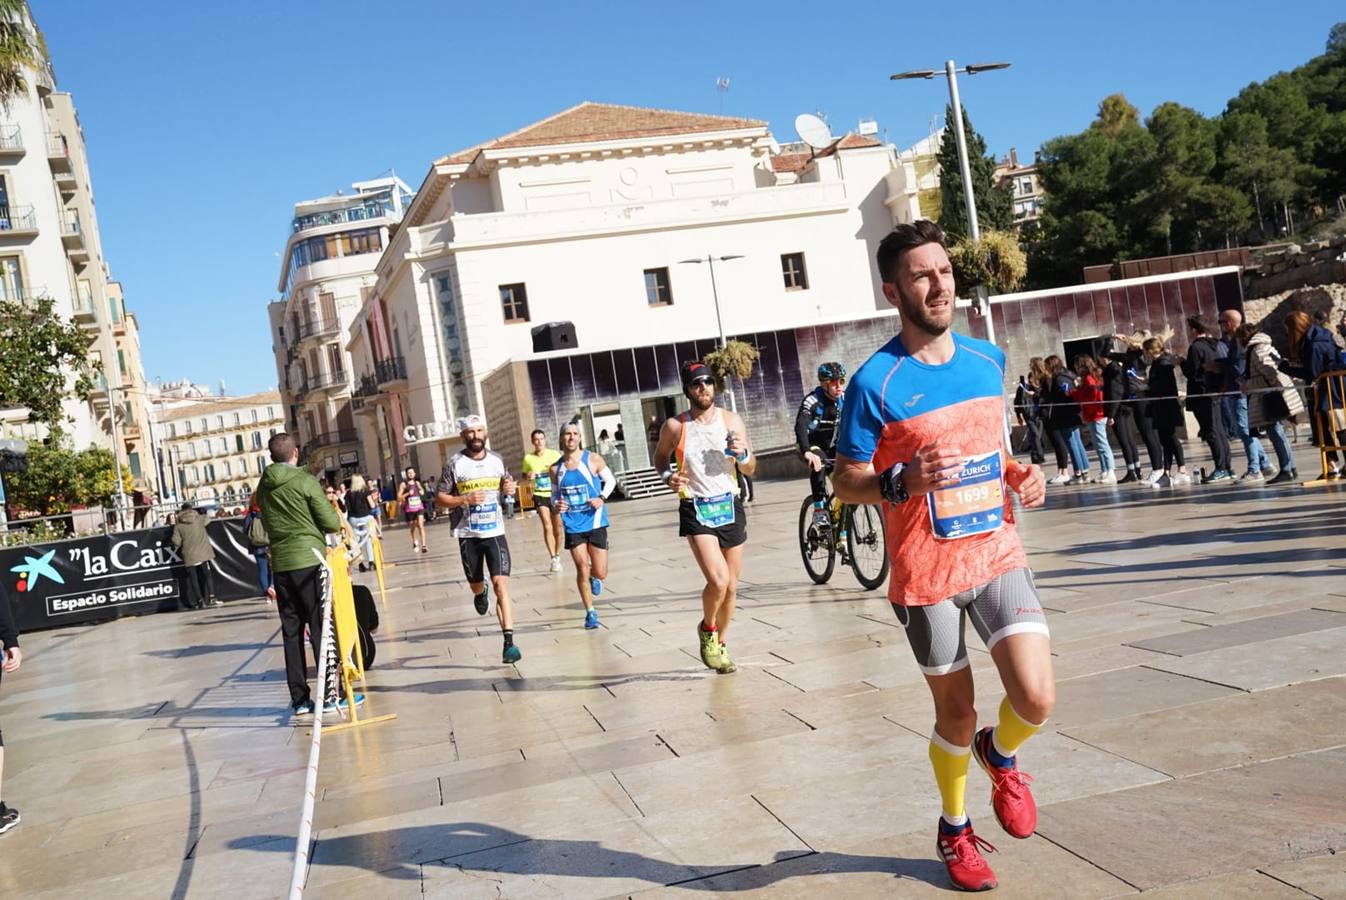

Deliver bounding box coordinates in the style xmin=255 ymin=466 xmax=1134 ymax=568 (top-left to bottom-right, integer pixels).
xmin=0 ymin=0 xmax=39 ymax=106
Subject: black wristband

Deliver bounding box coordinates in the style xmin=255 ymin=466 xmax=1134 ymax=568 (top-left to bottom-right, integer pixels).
xmin=878 ymin=462 xmax=910 ymax=503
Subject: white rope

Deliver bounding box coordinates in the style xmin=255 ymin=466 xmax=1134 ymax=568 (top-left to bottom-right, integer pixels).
xmin=288 ymin=549 xmax=338 ymax=899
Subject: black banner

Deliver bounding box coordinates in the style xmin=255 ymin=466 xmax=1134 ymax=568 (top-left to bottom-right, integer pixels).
xmin=2 ymin=519 xmax=266 ymax=633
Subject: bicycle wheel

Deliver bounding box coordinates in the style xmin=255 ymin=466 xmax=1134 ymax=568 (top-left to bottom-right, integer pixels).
xmin=846 ymin=503 xmax=889 ymax=591
xmin=798 ymin=497 xmax=835 ymax=584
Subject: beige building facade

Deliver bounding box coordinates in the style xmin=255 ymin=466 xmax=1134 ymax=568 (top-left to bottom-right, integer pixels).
xmin=995 ymin=147 xmax=1045 ymax=227
xmin=157 ymin=390 xmax=284 ymax=507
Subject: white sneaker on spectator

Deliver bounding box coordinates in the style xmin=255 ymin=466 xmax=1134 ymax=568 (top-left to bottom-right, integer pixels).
xmin=1099 ymin=471 xmax=1118 ymax=484
xmin=1047 ymin=473 xmax=1071 ymax=485
xmin=1142 ymin=470 xmax=1163 ymax=485
xmin=1238 ymin=470 xmax=1263 ymax=482
xmin=1151 ymin=473 xmax=1171 ymax=488
xmin=1070 ymin=473 xmax=1092 ymax=484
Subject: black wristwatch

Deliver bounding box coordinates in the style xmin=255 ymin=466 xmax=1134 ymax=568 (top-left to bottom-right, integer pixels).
xmin=878 ymin=461 xmax=911 ymax=504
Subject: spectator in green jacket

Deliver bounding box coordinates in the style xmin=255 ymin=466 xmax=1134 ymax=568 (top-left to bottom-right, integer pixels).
xmin=171 ymin=504 xmax=218 ymax=609
xmin=255 ymin=433 xmax=341 ymax=718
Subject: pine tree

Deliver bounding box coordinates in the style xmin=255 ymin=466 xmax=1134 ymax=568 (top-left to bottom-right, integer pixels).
xmin=936 ymin=104 xmax=1012 ymax=242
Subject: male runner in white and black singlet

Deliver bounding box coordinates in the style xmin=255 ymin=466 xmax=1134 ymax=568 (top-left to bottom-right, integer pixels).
xmin=436 ymin=415 xmax=521 ymax=664
xmin=652 ymin=362 xmax=756 ymax=675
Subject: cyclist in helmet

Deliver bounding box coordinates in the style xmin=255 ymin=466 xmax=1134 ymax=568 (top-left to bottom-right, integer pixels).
xmin=796 ymin=362 xmax=846 ymax=524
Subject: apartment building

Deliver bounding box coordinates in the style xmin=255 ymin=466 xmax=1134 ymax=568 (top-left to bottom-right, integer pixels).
xmin=0 ymin=7 xmax=145 ymax=460
xmin=350 ymin=102 xmax=919 ymax=476
xmin=995 ymin=147 xmax=1046 ymax=226
xmin=106 ymin=280 xmax=155 ymax=487
xmin=156 ymin=390 xmax=284 ymax=506
xmin=267 ymin=176 xmax=413 ymax=484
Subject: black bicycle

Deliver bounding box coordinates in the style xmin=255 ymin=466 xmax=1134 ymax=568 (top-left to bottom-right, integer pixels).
xmin=798 ymin=474 xmax=889 ymax=591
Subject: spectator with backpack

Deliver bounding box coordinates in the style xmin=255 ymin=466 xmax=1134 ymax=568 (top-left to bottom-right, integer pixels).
xmin=243 ymin=498 xmax=275 ymax=602
xmin=1283 ymin=310 xmax=1346 ymax=479
xmin=1236 ymin=322 xmax=1303 ymax=484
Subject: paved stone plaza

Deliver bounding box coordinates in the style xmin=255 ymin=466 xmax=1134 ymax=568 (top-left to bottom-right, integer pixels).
xmin=0 ymin=469 xmax=1343 ymax=898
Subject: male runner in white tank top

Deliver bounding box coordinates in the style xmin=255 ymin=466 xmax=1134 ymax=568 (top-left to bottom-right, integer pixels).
xmin=652 ymin=361 xmax=757 ymax=674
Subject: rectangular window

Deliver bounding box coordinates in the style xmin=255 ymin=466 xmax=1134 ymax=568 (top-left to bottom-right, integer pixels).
xmin=499 ymin=283 xmax=530 ymax=323
xmin=644 ymin=268 xmax=673 ymax=306
xmin=168 ymin=423 xmax=176 ymax=438
xmin=257 ymin=455 xmax=267 ymax=475
xmin=339 ymin=228 xmax=382 ymax=257
xmin=327 ymin=344 xmax=344 ymax=378
xmin=235 ymin=434 xmax=244 ymax=453
xmin=204 ymin=463 xmax=215 ymax=482
xmin=222 ymin=460 xmax=231 ymax=479
xmin=232 ymin=412 xmax=241 ymax=426
xmin=117 ymin=349 xmax=126 ymax=375
xmin=198 ymin=439 xmax=210 ymax=457
xmin=252 ymin=431 xmax=263 ymax=449
xmin=781 ymin=252 xmax=809 ymax=291
xmin=217 ymin=437 xmax=228 ymax=455
xmin=129 ymin=452 xmax=141 ymax=478
xmin=250 ymin=409 xmax=258 ymax=423
xmin=199 ymin=418 xmax=207 ymax=432
xmin=182 ymin=421 xmax=191 ymax=434
xmin=1020 ymin=177 xmax=1033 ymax=194
xmin=0 ymin=256 xmax=24 ymax=303
xmin=267 ymin=405 xmax=275 ymax=419
xmin=183 ymin=443 xmax=195 ymax=461
xmin=215 ymin=415 xmax=224 ymax=429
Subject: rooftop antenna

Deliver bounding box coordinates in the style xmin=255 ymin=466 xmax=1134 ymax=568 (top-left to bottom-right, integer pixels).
xmin=716 ymin=76 xmax=730 ymax=115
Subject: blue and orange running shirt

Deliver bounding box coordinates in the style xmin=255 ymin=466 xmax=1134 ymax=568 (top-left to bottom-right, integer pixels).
xmin=836 ymin=331 xmax=1027 ymax=607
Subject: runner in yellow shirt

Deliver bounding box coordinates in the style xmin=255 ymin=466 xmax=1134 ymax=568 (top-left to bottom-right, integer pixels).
xmin=522 ymin=429 xmax=564 ymax=573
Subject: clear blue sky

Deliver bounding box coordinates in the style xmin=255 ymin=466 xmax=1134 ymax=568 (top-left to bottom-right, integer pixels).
xmin=32 ymin=1 xmax=1343 ymax=395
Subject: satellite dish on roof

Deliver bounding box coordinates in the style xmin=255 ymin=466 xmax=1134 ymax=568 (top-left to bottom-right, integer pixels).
xmin=794 ymin=114 xmax=834 ymax=150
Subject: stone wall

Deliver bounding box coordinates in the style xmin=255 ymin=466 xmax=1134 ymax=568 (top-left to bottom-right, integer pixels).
xmin=1245 ymin=235 xmax=1346 ymax=299
xmin=1243 ymin=283 xmax=1346 ymax=354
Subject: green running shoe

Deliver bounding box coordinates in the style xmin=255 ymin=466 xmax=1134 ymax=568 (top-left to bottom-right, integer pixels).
xmin=503 ymin=644 xmax=522 ymax=664
xmin=716 ymin=642 xmax=737 ymax=674
xmin=697 ymin=623 xmax=722 ymax=670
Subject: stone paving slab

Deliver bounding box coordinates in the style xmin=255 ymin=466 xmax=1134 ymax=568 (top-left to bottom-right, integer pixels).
xmin=1 ymin=474 xmax=1343 ymax=898
xmin=1036 ymin=747 xmax=1346 ymax=890
xmin=1061 ymin=677 xmax=1346 ymax=777
xmin=1143 ymin=625 xmax=1346 ymax=691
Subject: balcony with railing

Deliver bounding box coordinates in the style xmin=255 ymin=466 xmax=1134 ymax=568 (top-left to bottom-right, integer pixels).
xmin=306 ymin=368 xmax=349 ymax=393
xmin=46 ymin=132 xmax=71 ymax=171
xmin=296 ymin=317 xmax=341 ymax=342
xmin=61 ymin=211 xmax=87 ymax=256
xmin=374 ymin=356 xmax=407 ymax=388
xmin=0 ymin=124 xmax=23 ymax=157
xmin=0 ymin=205 xmax=38 ymax=236
xmin=292 ymin=195 xmax=398 ymax=234
xmin=306 ymin=429 xmax=360 ymax=451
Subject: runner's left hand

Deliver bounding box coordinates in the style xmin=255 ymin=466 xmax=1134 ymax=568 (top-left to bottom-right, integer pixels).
xmin=501 ymin=476 xmax=517 ymax=496
xmin=2 ymin=646 xmax=21 ymax=673
xmin=589 ymin=497 xmax=605 ymax=509
xmin=555 ymin=498 xmax=569 ymax=513
xmin=1008 ymin=463 xmax=1046 ymax=508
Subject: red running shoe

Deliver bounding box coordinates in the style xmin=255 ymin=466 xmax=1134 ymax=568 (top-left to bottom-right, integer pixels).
xmin=936 ymin=820 xmax=998 ymax=892
xmin=972 ymin=725 xmax=1037 ymax=838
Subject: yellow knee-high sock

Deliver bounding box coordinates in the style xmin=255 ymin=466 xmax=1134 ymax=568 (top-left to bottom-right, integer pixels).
xmin=992 ymin=696 xmax=1045 ymax=759
xmin=929 ymin=731 xmax=971 ymax=823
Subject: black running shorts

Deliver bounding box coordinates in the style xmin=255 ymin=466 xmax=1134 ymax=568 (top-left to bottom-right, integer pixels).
xmin=459 ymin=536 xmax=511 ymax=583
xmin=677 ymin=498 xmax=748 ymax=549
xmin=564 ymin=527 xmax=609 ymax=551
xmin=533 ymin=493 xmax=554 ymax=511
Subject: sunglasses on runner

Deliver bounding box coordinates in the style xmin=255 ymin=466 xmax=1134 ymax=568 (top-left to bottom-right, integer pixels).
xmin=689 ymin=377 xmax=714 ymax=388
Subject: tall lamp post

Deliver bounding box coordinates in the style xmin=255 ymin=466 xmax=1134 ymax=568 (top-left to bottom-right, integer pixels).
xmin=676 ymin=254 xmax=744 ymax=412
xmin=891 ymin=60 xmax=1010 ymax=347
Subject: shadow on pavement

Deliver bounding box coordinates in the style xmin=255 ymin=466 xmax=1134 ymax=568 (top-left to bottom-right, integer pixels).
xmin=231 ymin=822 xmax=939 ymax=892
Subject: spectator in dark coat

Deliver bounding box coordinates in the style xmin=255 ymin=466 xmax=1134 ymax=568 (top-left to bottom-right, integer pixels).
xmin=0 ymin=579 xmax=22 ymax=835
xmin=1180 ymin=316 xmax=1232 ymax=482
xmin=1283 ymin=311 xmax=1346 ymax=477
xmin=1144 ymin=337 xmax=1192 ymax=486
xmin=172 ymin=504 xmax=219 ymax=609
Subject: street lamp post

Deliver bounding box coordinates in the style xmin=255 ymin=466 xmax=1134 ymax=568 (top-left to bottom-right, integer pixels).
xmin=677 ymin=254 xmax=744 ymax=412
xmin=891 ymin=60 xmax=1011 ymax=347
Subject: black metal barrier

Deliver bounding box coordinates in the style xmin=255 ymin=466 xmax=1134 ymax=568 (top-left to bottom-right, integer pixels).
xmin=2 ymin=519 xmax=264 ymax=633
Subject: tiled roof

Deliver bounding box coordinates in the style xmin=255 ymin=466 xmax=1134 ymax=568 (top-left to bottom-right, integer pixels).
xmin=437 ymin=102 xmax=767 ymax=166
xmin=770 ymin=153 xmax=811 ymax=173
xmin=836 ymin=134 xmax=881 ymax=149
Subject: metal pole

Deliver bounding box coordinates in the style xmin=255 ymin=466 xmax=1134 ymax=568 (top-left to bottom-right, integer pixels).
xmin=705 ymin=255 xmax=738 ymax=412
xmin=106 ymin=385 xmax=129 ymax=531
xmin=944 ymin=59 xmax=997 ymax=349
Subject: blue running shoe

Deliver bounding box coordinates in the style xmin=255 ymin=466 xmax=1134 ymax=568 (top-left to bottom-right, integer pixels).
xmin=503 ymin=644 xmax=522 ymax=664
xmin=584 ymin=608 xmax=599 ymax=630
xmin=590 ymin=577 xmax=603 ymax=597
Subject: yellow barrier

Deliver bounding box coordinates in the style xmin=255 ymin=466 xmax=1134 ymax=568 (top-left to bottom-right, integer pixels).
xmin=371 ymin=534 xmax=388 ymax=608
xmin=1304 ymin=369 xmax=1346 ymax=488
xmin=322 ymin=545 xmax=397 ymax=734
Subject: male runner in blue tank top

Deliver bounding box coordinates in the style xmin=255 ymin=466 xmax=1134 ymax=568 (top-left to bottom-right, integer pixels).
xmin=834 ymin=220 xmax=1052 ymax=893
xmin=552 ymin=422 xmax=616 ymax=630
